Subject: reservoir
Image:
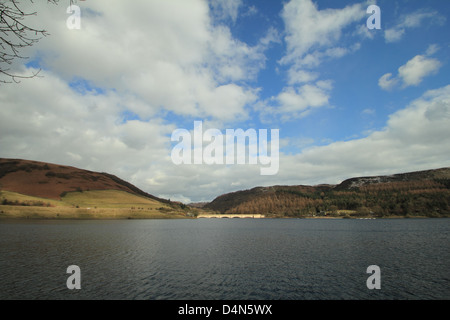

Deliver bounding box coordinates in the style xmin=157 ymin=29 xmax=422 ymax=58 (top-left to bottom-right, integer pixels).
xmin=0 ymin=218 xmax=448 ymax=300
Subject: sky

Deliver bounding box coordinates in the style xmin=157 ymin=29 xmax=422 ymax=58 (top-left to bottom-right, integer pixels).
xmin=0 ymin=0 xmax=449 ymax=203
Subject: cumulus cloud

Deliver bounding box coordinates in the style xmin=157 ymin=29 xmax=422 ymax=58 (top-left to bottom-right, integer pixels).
xmin=287 ymin=70 xmax=319 ymax=85
xmin=18 ymin=0 xmax=269 ymax=123
xmin=273 ymin=0 xmax=367 ymax=119
xmin=378 ymin=73 xmax=399 ymax=91
xmin=258 ymin=80 xmax=333 ymax=122
xmin=0 ymin=69 xmax=173 ymax=184
xmin=384 ymin=28 xmax=405 ymax=43
xmin=277 ymin=85 xmax=329 ymax=114
xmin=379 ymin=45 xmax=441 ymax=90
xmin=280 ymin=0 xmax=366 ymax=64
xmin=397 ymin=55 xmax=441 ymax=87
xmin=276 ymin=85 xmax=450 ymax=187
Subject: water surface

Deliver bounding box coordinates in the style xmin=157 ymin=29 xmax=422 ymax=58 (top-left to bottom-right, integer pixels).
xmin=0 ymin=218 xmax=448 ymax=300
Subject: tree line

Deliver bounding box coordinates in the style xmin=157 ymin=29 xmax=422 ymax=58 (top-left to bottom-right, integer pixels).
xmin=217 ymin=180 xmax=449 ymax=218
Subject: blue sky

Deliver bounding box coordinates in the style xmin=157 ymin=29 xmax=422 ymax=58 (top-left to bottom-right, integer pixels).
xmin=1 ymin=0 xmax=449 ymax=202
xmin=225 ymin=0 xmax=450 ymax=150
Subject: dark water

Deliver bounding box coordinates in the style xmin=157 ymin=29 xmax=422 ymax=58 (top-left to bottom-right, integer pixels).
xmin=0 ymin=218 xmax=448 ymax=300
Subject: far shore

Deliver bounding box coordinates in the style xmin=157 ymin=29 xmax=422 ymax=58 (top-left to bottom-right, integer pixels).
xmin=0 ymin=206 xmax=443 ymax=221
xmin=0 ymin=205 xmax=190 ymax=220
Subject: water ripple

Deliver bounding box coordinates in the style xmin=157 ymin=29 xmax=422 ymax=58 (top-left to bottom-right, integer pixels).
xmin=0 ymin=218 xmax=448 ymax=300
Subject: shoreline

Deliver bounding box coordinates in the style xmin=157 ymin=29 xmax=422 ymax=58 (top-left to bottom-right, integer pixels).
xmin=0 ymin=211 xmax=443 ymax=221
xmin=0 ymin=205 xmax=190 ymax=220
xmin=0 ymin=204 xmax=446 ymax=221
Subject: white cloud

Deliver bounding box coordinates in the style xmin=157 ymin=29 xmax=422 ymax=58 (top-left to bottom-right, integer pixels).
xmin=196 ymin=83 xmax=258 ymax=120
xmin=209 ymin=0 xmax=243 ymax=24
xmin=379 ymin=45 xmax=442 ymax=90
xmin=18 ymin=0 xmax=269 ymax=123
xmin=277 ymin=0 xmax=366 ymax=116
xmin=280 ymin=0 xmax=366 ymax=66
xmin=278 ymin=84 xmax=329 ymax=114
xmin=384 ymin=28 xmax=405 ymax=43
xmin=425 ymin=44 xmax=440 ymax=56
xmin=0 ymin=69 xmax=173 ymax=175
xmin=354 ymin=23 xmax=375 ymax=40
xmin=398 ymin=55 xmax=441 ymax=87
xmin=287 ymin=69 xmax=319 ymax=85
xmin=378 ymin=73 xmax=398 ymax=91
xmin=276 ymin=85 xmax=450 ymax=186
xmin=256 ymin=0 xmax=368 ymax=124
xmin=259 ymin=81 xmax=332 ymax=121
xmin=384 ymin=10 xmax=446 ymax=43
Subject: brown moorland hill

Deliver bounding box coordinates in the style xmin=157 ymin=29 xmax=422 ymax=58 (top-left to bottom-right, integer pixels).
xmin=0 ymin=158 xmax=169 ymax=203
xmin=205 ymin=168 xmax=450 ymax=217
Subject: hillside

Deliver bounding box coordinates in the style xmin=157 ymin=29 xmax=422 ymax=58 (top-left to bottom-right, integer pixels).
xmin=205 ymin=168 xmax=450 ymax=218
xmin=0 ymin=158 xmax=192 ymax=219
xmin=0 ymin=158 xmax=170 ymax=202
xmin=2 ymin=158 xmax=449 ymax=219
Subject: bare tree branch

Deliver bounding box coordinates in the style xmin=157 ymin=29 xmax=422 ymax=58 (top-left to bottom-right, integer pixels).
xmin=0 ymin=0 xmax=73 ymax=84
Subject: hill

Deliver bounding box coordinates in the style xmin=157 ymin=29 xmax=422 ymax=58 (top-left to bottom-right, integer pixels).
xmin=205 ymin=168 xmax=450 ymax=218
xmin=0 ymin=158 xmax=192 ymax=219
xmin=0 ymin=158 xmax=171 ymax=202
xmin=1 ymin=158 xmax=449 ymax=219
